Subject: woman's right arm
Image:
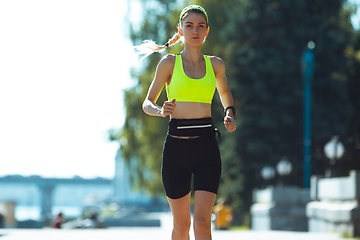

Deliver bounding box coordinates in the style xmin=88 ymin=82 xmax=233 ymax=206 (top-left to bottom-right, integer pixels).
xmin=142 ymin=55 xmax=176 ymax=117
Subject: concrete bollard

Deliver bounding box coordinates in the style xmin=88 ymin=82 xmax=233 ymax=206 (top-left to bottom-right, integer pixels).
xmin=251 ymin=186 xmax=310 ymax=231
xmin=306 ymin=170 xmax=360 ymax=238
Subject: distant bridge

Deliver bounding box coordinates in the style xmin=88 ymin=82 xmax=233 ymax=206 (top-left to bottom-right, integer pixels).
xmin=0 ymin=175 xmax=112 ymax=220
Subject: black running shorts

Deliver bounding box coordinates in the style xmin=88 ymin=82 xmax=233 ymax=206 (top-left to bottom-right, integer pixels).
xmin=161 ymin=118 xmax=222 ymax=199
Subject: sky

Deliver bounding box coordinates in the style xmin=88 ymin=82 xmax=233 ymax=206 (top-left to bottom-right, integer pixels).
xmin=350 ymin=0 xmax=360 ymax=29
xmin=0 ymin=0 xmax=141 ymax=179
xmin=0 ymin=1 xmax=359 ymax=180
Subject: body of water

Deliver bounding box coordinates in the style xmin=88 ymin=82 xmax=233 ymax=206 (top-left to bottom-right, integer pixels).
xmin=15 ymin=206 xmax=82 ymax=221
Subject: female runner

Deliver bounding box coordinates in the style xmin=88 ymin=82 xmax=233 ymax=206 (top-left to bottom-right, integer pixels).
xmin=136 ymin=5 xmax=236 ymax=240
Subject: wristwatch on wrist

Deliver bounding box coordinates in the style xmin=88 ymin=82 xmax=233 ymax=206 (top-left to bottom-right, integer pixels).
xmin=224 ymin=106 xmax=236 ymax=116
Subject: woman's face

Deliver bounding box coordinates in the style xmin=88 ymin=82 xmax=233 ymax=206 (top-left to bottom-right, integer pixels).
xmin=179 ymin=12 xmax=209 ymax=46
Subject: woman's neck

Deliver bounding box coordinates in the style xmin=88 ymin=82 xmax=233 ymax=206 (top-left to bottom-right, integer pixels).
xmin=181 ymin=46 xmax=203 ymax=65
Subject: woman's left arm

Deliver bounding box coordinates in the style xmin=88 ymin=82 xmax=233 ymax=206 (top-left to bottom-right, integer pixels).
xmin=211 ymin=56 xmax=237 ymax=132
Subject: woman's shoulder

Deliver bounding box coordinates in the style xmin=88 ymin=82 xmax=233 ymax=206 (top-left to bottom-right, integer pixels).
xmin=206 ymin=55 xmax=225 ymax=72
xmin=159 ymin=54 xmax=176 ymax=65
xmin=206 ymin=55 xmax=224 ymax=64
xmin=155 ymin=54 xmax=176 ymax=72
xmin=153 ymin=54 xmax=177 ymax=79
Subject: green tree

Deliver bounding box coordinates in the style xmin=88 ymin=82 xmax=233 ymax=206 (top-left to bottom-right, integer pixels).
xmin=219 ymin=0 xmax=355 ymax=218
xmin=345 ymin=26 xmax=360 ymax=167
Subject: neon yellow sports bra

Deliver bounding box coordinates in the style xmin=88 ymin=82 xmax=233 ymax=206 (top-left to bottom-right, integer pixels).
xmin=166 ymin=54 xmax=216 ymax=104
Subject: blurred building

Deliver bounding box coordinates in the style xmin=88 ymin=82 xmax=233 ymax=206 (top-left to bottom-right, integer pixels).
xmin=0 ymin=175 xmax=113 ymax=222
xmin=113 ymin=152 xmax=155 ymax=205
xmin=0 ymin=153 xmax=166 ymax=226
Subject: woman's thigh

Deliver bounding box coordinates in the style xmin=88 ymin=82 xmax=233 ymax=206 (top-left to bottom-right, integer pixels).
xmin=167 ymin=192 xmax=192 ymax=225
xmin=193 ymin=190 xmax=217 ymax=223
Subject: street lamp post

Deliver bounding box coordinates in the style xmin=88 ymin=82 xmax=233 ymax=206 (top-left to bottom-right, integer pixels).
xmin=276 ymin=157 xmax=293 ymax=186
xmin=324 ymin=135 xmax=345 ymax=177
xmin=261 ymin=166 xmax=275 ymax=188
xmin=302 ymin=41 xmax=315 ymax=188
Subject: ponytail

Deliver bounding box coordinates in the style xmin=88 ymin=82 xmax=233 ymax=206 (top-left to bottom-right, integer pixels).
xmin=134 ymin=32 xmax=181 ymax=60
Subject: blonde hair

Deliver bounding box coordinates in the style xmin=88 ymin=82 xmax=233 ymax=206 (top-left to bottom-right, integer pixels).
xmin=134 ymin=32 xmax=181 ymax=61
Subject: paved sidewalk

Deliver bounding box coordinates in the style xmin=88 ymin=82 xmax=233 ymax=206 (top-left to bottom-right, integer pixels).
xmin=0 ymin=212 xmax=353 ymax=240
xmin=0 ymin=228 xmax=350 ymax=240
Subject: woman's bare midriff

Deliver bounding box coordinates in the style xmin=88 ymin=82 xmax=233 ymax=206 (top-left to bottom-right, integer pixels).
xmin=169 ymin=135 xmax=200 ymax=139
xmin=170 ymin=101 xmax=211 ymax=119
xmin=169 ymin=102 xmax=211 ymax=139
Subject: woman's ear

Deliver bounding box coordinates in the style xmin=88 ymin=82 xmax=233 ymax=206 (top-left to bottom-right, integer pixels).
xmin=206 ymin=27 xmax=210 ymax=36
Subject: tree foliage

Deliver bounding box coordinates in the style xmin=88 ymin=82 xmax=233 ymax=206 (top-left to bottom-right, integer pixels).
xmin=345 ymin=27 xmax=360 ymax=166
xmin=219 ymin=0 xmax=356 ymax=218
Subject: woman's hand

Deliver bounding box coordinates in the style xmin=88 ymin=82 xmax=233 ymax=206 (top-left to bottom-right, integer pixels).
xmin=224 ymin=115 xmax=236 ymax=132
xmin=160 ymin=99 xmax=176 ymax=117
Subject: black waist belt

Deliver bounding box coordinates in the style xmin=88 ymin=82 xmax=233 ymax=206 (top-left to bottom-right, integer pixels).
xmin=168 ymin=118 xmax=221 ymax=138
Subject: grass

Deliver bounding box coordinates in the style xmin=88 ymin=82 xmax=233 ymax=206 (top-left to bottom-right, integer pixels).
xmin=228 ymin=225 xmax=251 ymax=231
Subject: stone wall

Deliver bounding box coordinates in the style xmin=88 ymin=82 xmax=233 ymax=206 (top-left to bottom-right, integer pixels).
xmin=251 ymin=187 xmax=310 ymax=231
xmin=307 ymin=170 xmax=360 ymax=238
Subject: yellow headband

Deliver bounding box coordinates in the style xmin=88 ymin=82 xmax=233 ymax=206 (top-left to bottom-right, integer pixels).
xmin=179 ymin=5 xmax=208 ymax=25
